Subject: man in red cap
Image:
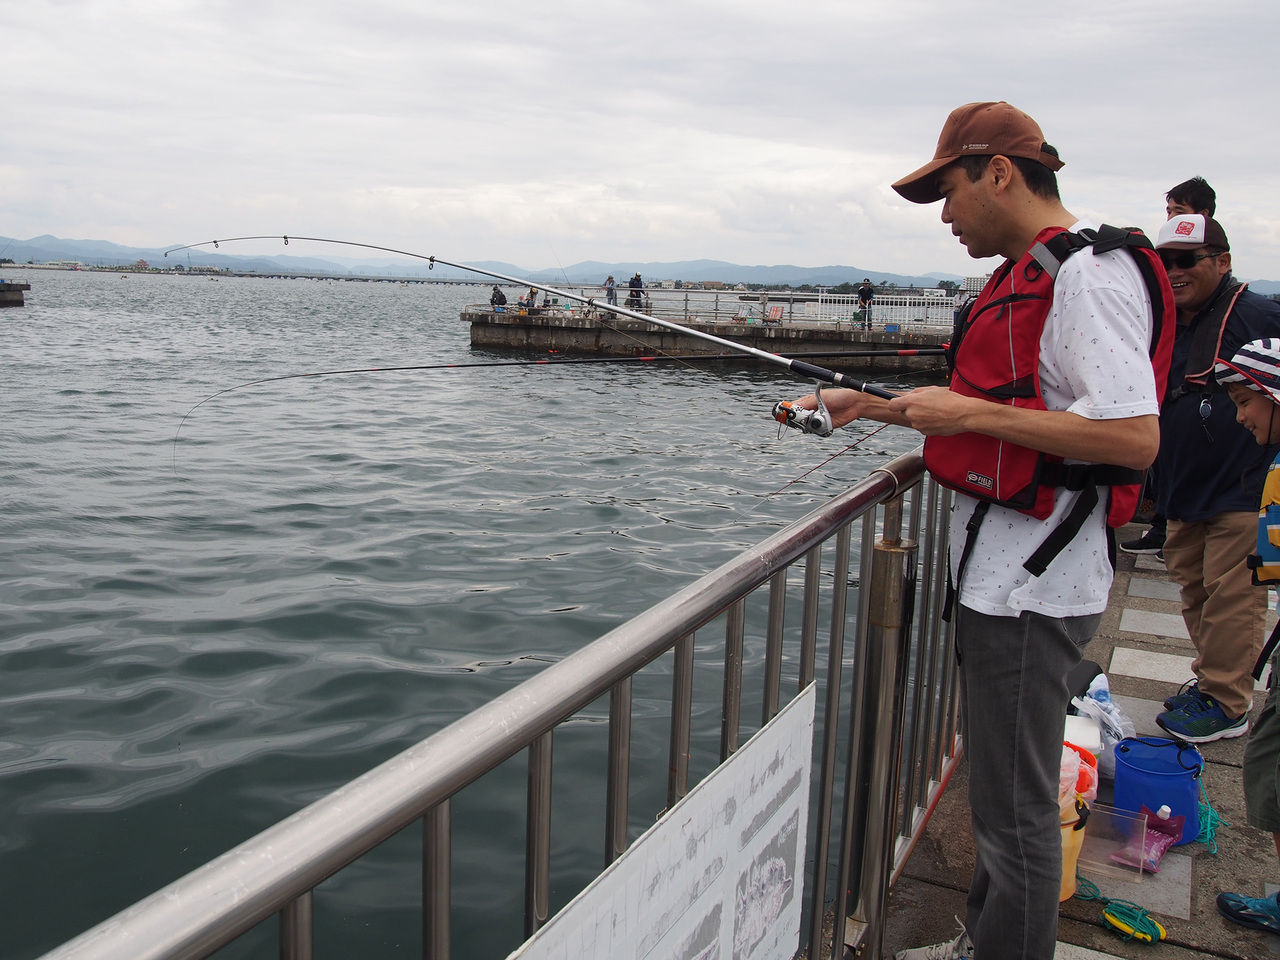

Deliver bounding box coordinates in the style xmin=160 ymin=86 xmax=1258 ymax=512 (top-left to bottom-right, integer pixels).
xmin=793 ymin=102 xmax=1172 ymax=960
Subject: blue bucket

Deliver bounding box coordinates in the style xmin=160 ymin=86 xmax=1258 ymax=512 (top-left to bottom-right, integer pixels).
xmin=1112 ymin=737 xmax=1203 ymax=845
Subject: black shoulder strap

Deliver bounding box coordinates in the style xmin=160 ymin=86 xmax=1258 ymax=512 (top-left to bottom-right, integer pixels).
xmin=942 ymin=500 xmax=990 ymax=622
xmin=1032 ymin=225 xmax=1170 ymax=375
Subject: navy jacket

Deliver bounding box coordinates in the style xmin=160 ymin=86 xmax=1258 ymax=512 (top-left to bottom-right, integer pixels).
xmin=1157 ymin=275 xmax=1280 ymax=522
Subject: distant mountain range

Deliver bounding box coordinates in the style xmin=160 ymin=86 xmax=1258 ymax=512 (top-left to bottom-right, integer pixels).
xmin=0 ymin=235 xmax=957 ymax=289
xmin=4 ymin=234 xmax=1279 ymax=295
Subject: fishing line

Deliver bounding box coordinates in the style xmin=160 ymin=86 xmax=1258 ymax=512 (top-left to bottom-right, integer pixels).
xmin=171 ymin=344 xmax=937 ymax=477
xmin=720 ymin=422 xmax=893 ymax=528
xmin=164 ymin=237 xmax=902 ymax=409
xmin=170 ymin=353 xmax=734 ymax=474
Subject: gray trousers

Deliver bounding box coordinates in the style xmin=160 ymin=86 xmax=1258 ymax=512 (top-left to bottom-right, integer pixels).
xmin=955 ymin=605 xmax=1099 ymax=960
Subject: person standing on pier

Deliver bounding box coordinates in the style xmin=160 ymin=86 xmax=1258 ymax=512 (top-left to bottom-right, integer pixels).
xmin=857 ymin=278 xmax=874 ymax=331
xmin=603 ymin=275 xmax=617 ymax=307
xmin=626 ymin=272 xmax=643 ymax=310
xmin=1210 ymin=339 xmax=1280 ymax=935
xmin=1120 ymin=176 xmax=1219 ymax=559
xmin=792 ymin=101 xmax=1172 ymax=960
xmin=1149 ymin=214 xmax=1280 ymax=743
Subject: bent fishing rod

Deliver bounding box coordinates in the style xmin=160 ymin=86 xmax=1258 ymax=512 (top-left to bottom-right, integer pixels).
xmin=165 ymin=236 xmax=908 ymax=436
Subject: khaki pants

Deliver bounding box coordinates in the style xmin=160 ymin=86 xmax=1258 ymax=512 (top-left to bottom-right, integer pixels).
xmin=1165 ymin=512 xmax=1267 ymax=717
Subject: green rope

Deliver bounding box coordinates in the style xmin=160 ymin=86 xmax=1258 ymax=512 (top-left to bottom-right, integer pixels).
xmin=1074 ymin=876 xmax=1166 ymax=943
xmin=1197 ymin=778 xmax=1228 ymax=853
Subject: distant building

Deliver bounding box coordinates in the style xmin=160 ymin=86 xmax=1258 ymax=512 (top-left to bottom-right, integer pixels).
xmin=660 ymin=279 xmax=676 ymax=289
xmin=702 ymin=280 xmax=726 ymax=290
xmin=963 ymin=275 xmax=991 ymax=294
xmin=734 ymin=283 xmax=747 ymax=291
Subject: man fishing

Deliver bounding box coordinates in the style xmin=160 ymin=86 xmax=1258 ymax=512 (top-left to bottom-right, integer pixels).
xmin=792 ymin=101 xmax=1172 ymax=960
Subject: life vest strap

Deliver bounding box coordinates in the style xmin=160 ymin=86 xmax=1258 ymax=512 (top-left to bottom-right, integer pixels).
xmin=1023 ymin=484 xmax=1100 ymax=577
xmin=1040 ymin=462 xmax=1143 ymax=490
xmin=942 ymin=499 xmax=990 ymax=622
xmin=944 ymin=463 xmax=1134 ymax=615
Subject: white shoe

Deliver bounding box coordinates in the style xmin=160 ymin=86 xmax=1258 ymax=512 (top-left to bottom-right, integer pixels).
xmin=894 ymin=926 xmax=973 ymax=960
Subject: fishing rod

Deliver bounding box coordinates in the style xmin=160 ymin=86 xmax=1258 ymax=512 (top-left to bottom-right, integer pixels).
xmin=165 ymin=237 xmax=907 ymax=437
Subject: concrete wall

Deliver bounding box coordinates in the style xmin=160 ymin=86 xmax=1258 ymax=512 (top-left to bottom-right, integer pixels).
xmin=462 ymin=309 xmax=950 ymax=378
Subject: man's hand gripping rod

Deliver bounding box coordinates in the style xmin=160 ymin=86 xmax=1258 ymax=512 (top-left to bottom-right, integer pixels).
xmin=426 ymin=255 xmax=897 ymax=435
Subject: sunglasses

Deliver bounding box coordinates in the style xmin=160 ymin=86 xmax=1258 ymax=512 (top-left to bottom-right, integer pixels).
xmin=1160 ymin=249 xmax=1220 ymax=270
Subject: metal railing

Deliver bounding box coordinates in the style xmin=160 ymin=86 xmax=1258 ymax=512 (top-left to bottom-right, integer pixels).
xmin=480 ymin=288 xmax=955 ymax=332
xmin=40 ymin=449 xmax=962 ymax=960
xmin=811 ymin=292 xmax=958 ymax=328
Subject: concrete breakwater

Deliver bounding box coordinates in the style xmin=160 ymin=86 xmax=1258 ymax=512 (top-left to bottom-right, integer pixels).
xmin=461 ymin=306 xmax=951 ymax=377
xmin=0 ymin=278 xmax=31 ymax=306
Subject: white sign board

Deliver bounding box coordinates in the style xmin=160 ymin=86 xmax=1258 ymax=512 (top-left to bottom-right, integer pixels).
xmin=508 ymin=684 xmax=816 ymax=960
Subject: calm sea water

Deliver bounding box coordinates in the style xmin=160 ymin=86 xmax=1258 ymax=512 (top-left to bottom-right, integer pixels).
xmin=0 ymin=270 xmax=920 ymax=960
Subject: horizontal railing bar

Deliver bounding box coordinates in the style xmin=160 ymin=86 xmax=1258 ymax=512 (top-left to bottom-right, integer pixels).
xmin=42 ymin=451 xmax=923 ymax=960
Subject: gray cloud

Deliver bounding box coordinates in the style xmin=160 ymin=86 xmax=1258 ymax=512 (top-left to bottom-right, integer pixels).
xmin=5 ymin=0 xmax=1279 ymax=279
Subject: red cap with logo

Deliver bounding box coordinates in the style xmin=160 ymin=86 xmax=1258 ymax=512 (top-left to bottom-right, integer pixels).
xmin=1156 ymin=214 xmax=1231 ymax=251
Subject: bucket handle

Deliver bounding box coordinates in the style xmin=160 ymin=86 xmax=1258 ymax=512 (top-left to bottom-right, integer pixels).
xmin=1117 ymin=736 xmax=1203 ymax=777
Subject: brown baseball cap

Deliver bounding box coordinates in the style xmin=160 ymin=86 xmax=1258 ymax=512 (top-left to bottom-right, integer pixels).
xmin=892 ymin=101 xmax=1065 ymax=204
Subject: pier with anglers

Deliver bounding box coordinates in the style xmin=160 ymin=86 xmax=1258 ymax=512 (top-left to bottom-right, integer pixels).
xmin=33 ymin=445 xmax=1280 ymax=960
xmin=462 ymin=287 xmax=953 ymax=377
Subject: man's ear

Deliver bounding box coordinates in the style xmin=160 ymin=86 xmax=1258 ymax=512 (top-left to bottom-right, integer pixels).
xmin=988 ymin=155 xmax=1014 ymax=192
xmin=1218 ymin=251 xmax=1232 ymax=276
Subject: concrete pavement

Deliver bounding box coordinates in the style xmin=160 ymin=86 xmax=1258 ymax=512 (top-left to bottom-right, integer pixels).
xmin=882 ymin=523 xmax=1280 ymax=960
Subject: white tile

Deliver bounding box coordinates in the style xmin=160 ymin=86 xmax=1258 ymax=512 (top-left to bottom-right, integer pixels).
xmin=1126 ymin=578 xmax=1181 ymax=603
xmin=1109 ymin=647 xmax=1194 ymax=684
xmin=1111 ymin=694 xmax=1166 ymax=738
xmin=1133 ymin=554 xmax=1167 ymax=573
xmin=1118 ymin=608 xmax=1189 ymax=640
xmin=1054 ymin=945 xmax=1126 ymax=960
xmin=1107 ymin=654 xmax=1268 ymax=696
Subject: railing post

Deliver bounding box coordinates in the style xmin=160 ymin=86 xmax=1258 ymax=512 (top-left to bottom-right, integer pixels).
xmin=279 ymin=892 xmax=312 ymax=960
xmin=762 ymin=570 xmax=787 ymax=723
xmin=668 ymin=632 xmax=695 ymax=808
xmin=605 ymin=677 xmax=632 ymax=864
xmin=840 ymin=497 xmax=917 ymax=957
xmin=829 ymin=512 xmax=877 ymax=950
xmin=799 ymin=544 xmax=821 ymax=690
xmin=525 ymin=731 xmax=554 ymax=938
xmin=720 ymin=598 xmax=745 ymax=760
xmin=806 ymin=523 xmax=852 ymax=960
xmin=423 ymin=801 xmax=450 ymax=960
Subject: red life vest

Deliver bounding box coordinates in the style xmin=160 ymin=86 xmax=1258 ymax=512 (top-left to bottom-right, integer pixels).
xmin=925 ymin=224 xmax=1174 ymax=577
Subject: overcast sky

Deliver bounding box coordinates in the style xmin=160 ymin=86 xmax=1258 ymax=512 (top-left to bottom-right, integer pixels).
xmin=6 ymin=0 xmax=1279 ymax=279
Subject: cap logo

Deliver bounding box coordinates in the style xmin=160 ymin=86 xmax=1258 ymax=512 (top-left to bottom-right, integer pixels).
xmin=1175 ymin=221 xmax=1195 ymax=237
xmin=963 ymin=142 xmax=989 ymax=151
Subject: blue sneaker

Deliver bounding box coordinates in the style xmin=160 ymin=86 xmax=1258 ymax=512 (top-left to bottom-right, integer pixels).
xmin=1217 ymin=891 xmax=1280 ymax=933
xmin=1164 ymin=678 xmax=1203 ymax=711
xmin=1157 ymin=694 xmax=1248 ymax=743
